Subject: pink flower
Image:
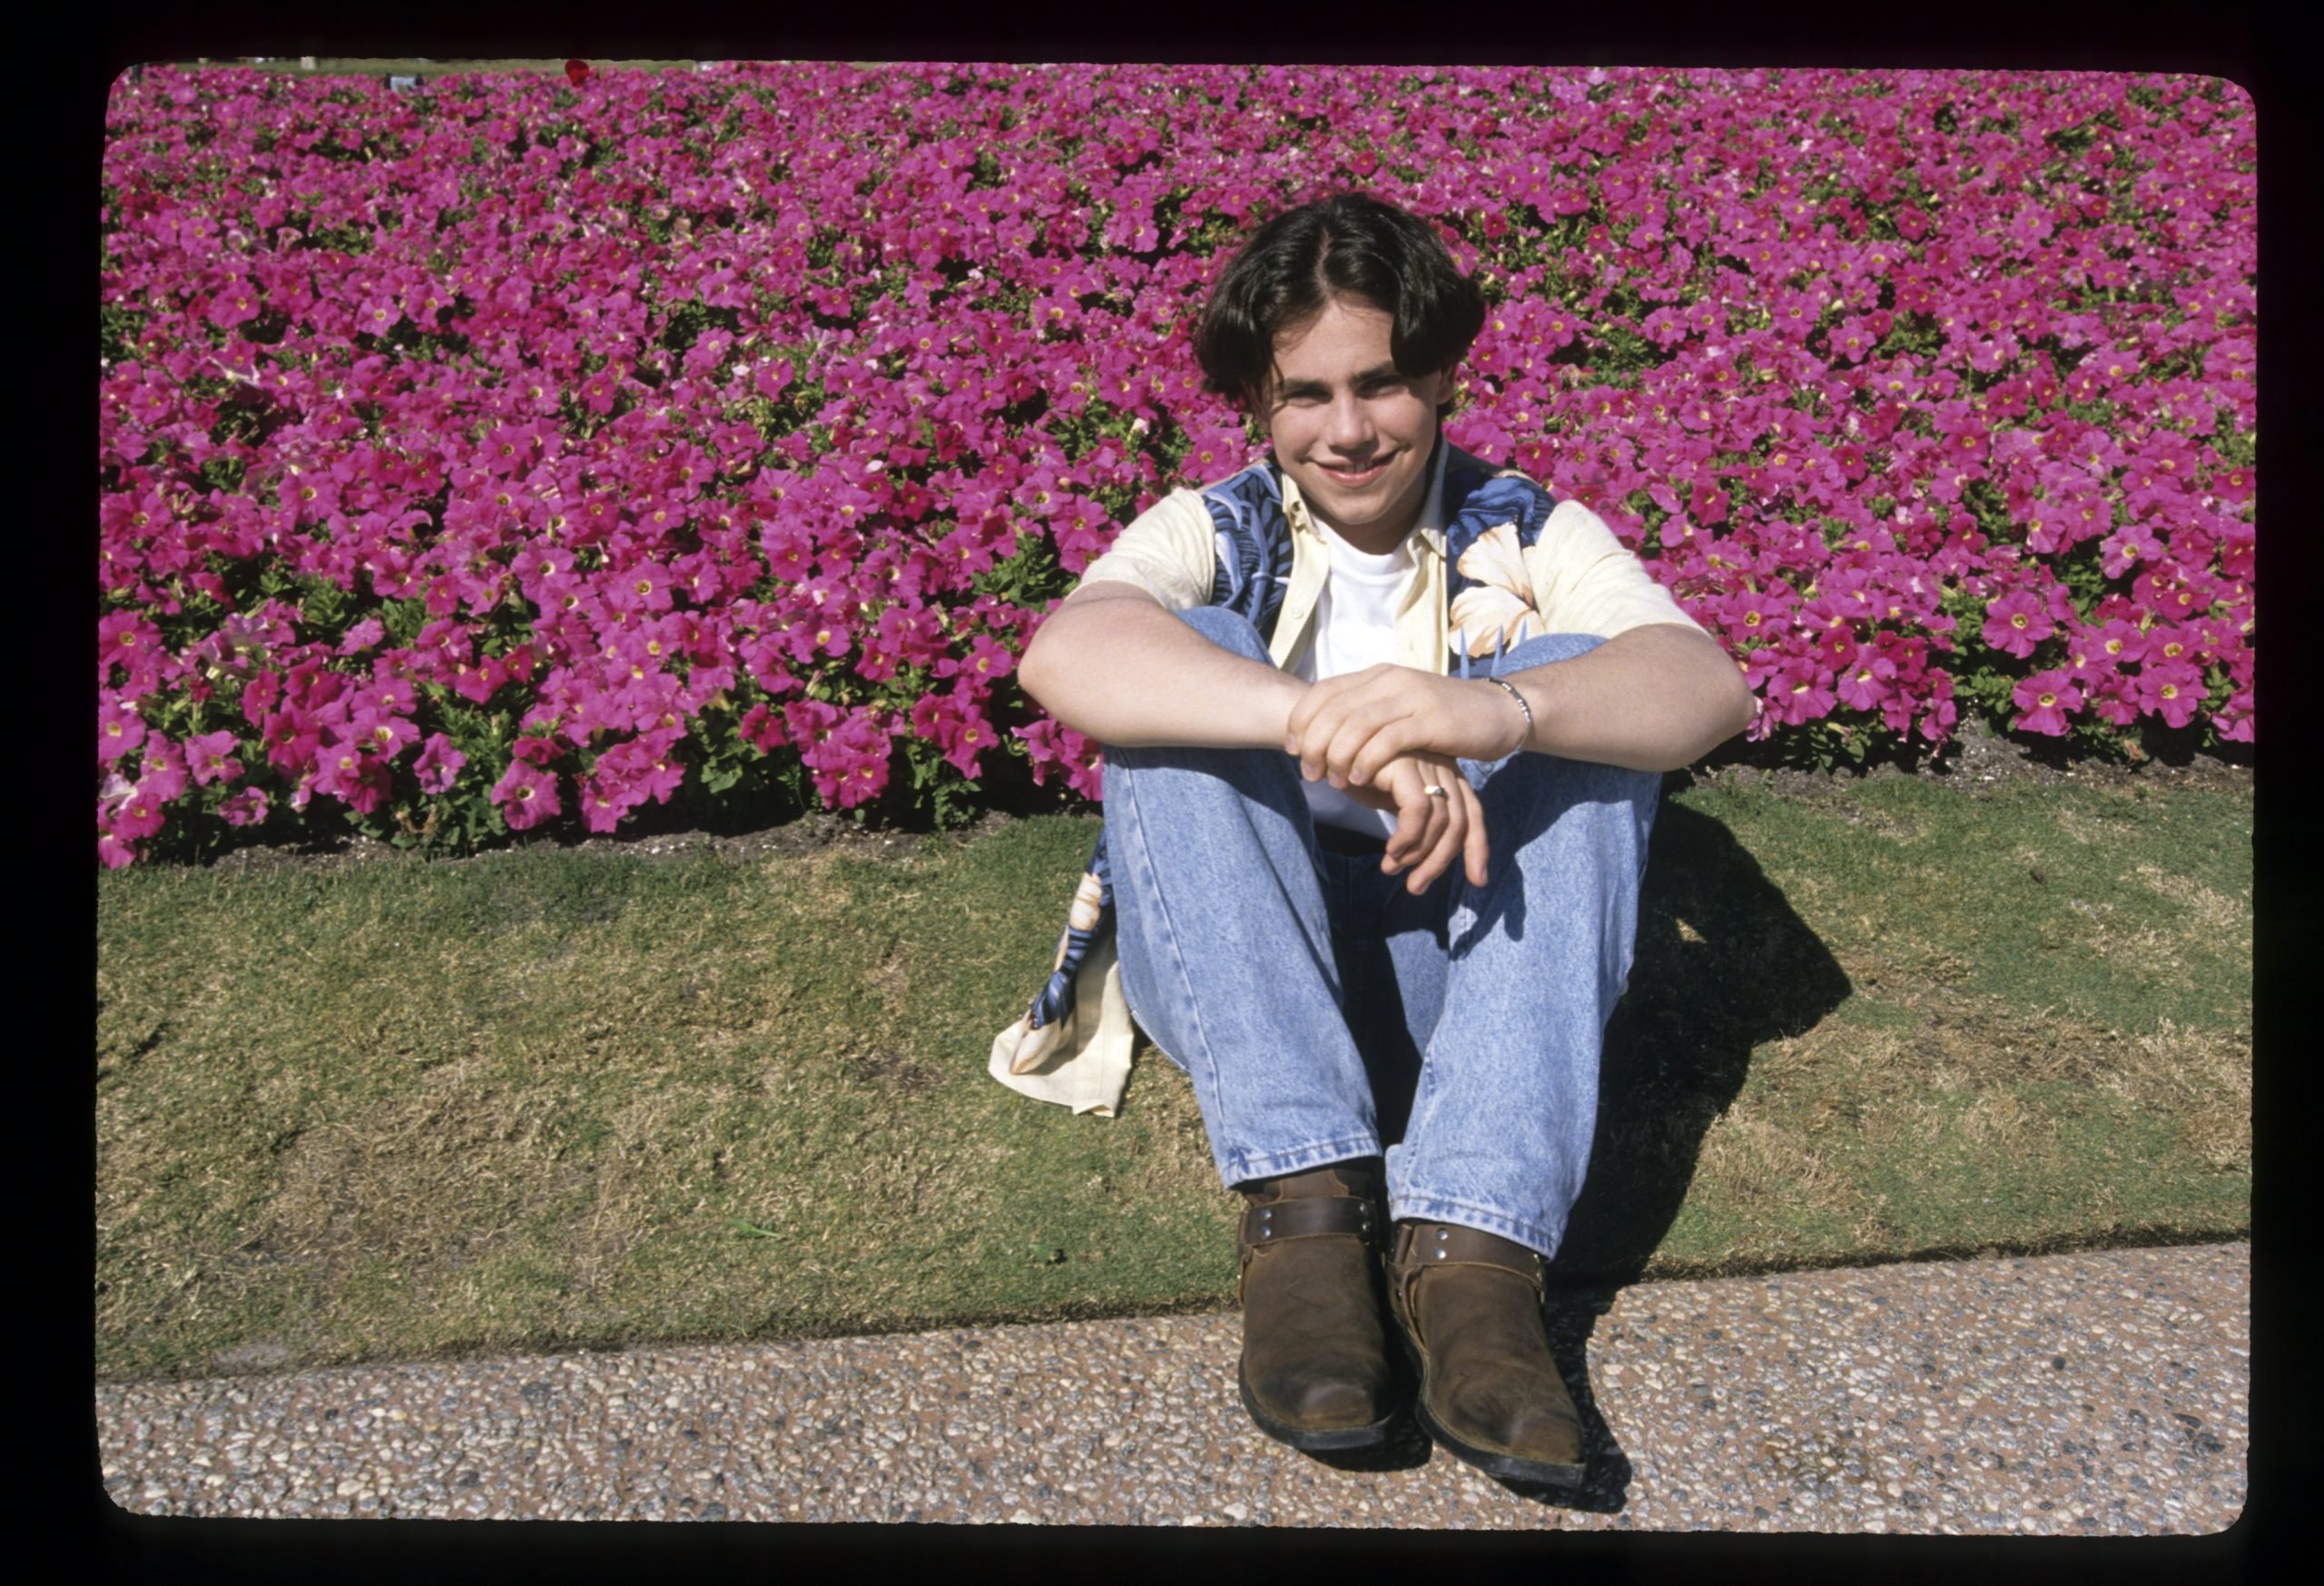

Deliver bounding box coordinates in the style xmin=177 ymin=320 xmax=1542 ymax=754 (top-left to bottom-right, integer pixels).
xmin=909 ymin=685 xmax=997 ymax=779
xmin=1834 ymin=655 xmax=1897 ymax=713
xmin=2087 ymin=671 xmax=2142 ymax=728
xmin=2100 ymin=523 xmax=2164 ymax=580
xmin=1717 ymin=588 xmax=1793 ymax=648
xmin=413 ymin=734 xmax=467 ymax=794
xmin=2212 ymin=688 xmax=2254 ymax=744
xmin=594 ymin=730 xmax=688 ymax=807
xmin=940 ymin=710 xmax=994 ymax=779
xmin=2091 ymin=619 xmax=2151 ymax=667
xmin=97 ymin=771 xmax=137 ymax=823
xmin=578 ymin=774 xmax=645 ymax=833
xmin=606 ymin=563 xmax=676 ymax=615
xmin=492 ymin=759 xmax=563 ymax=831
xmin=349 ymin=708 xmax=420 ymax=759
xmin=737 ymin=703 xmax=789 ymax=754
xmin=186 ymin=730 xmax=242 ymax=787
xmin=219 ymin=786 xmax=271 ymax=827
xmin=2011 ymin=669 xmax=2083 ymax=736
xmin=206 ymin=275 xmax=261 ymax=330
xmin=2142 ymin=624 xmax=2201 ymax=669
xmin=98 ymin=611 xmax=161 ymax=678
xmin=448 ymin=649 xmax=507 ymax=705
xmin=1981 ymin=590 xmax=2053 ymax=659
xmin=111 ymin=778 xmax=169 ymax=842
xmin=99 ymin=695 xmax=148 ymax=763
xmin=934 ymin=633 xmax=1018 ymax=687
xmin=807 ymin=709 xmax=893 ymax=809
xmin=1768 ymin=658 xmax=1837 ymax=727
xmin=314 ymin=740 xmax=393 ymax=814
xmin=140 ymin=739 xmax=189 ymax=805
xmin=2136 ymin=660 xmax=2207 ymax=729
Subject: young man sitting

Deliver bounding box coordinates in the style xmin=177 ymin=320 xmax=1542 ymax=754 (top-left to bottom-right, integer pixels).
xmin=1015 ymin=192 xmax=1756 ymax=1486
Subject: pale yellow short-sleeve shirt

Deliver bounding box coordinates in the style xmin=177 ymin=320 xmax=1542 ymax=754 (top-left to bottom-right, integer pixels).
xmin=1075 ymin=442 xmax=1707 ymax=669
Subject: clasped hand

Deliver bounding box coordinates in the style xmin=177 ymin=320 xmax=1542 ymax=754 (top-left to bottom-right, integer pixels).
xmin=1284 ymin=665 xmax=1529 ymax=895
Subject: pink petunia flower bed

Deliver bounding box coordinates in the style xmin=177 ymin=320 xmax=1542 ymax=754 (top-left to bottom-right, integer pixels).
xmin=98 ymin=63 xmax=2256 ymax=868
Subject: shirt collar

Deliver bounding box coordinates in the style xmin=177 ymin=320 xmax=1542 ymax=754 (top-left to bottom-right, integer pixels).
xmin=1279 ymin=437 xmax=1451 ymax=558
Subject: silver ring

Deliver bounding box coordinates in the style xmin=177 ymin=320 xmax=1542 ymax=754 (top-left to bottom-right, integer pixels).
xmin=1423 ymin=784 xmax=1449 ymax=798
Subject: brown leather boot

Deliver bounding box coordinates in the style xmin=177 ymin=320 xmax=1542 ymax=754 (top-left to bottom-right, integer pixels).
xmin=1386 ymin=1220 xmax=1587 ymax=1486
xmin=1234 ymin=1161 xmax=1398 ymax=1451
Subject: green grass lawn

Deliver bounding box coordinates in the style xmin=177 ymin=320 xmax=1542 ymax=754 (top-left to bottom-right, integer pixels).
xmin=95 ymin=771 xmax=2250 ymax=1383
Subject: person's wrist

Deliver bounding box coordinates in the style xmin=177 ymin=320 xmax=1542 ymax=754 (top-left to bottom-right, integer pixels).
xmin=1266 ymin=668 xmax=1313 ymax=751
xmin=1482 ymin=675 xmax=1534 ymax=756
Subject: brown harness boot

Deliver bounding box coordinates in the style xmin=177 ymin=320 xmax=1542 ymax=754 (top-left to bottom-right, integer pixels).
xmin=1387 ymin=1220 xmax=1587 ymax=1486
xmin=1234 ymin=1161 xmax=1398 ymax=1452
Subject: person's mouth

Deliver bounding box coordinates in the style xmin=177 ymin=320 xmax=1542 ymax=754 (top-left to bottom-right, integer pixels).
xmin=1316 ymin=458 xmax=1389 ymax=488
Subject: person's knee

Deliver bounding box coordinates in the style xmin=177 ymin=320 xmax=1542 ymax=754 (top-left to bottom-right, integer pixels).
xmin=1477 ymin=736 xmax=1661 ymax=823
xmin=1492 ymin=631 xmax=1605 ymax=673
xmin=1177 ymin=605 xmax=1271 ymax=662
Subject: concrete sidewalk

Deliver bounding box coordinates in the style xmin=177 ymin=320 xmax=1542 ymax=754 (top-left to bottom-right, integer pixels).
xmin=95 ymin=1240 xmax=2247 ymax=1531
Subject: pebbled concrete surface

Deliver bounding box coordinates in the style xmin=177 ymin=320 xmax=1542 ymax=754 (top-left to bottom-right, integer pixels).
xmin=95 ymin=1241 xmax=2247 ymax=1531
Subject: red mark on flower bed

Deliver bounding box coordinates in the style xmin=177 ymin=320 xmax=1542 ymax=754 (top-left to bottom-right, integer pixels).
xmin=566 ymin=60 xmax=590 ymax=86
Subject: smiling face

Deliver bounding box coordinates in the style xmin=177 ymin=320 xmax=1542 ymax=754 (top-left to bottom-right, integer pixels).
xmin=1261 ymin=294 xmax=1455 ymax=557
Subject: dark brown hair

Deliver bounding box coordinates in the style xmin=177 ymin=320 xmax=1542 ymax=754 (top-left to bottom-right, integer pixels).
xmin=1193 ymin=192 xmax=1484 ymax=417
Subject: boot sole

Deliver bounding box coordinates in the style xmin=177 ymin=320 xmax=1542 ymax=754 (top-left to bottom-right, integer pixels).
xmin=1236 ymin=1367 xmax=1398 ymax=1453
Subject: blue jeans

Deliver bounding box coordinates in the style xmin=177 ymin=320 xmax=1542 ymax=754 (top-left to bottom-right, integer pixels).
xmin=1103 ymin=606 xmax=1659 ymax=1260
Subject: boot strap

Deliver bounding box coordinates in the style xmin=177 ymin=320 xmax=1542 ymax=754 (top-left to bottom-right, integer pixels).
xmin=1236 ymin=1194 xmax=1380 ymax=1305
xmin=1239 ymin=1194 xmax=1380 ymax=1253
xmin=1389 ymin=1222 xmax=1546 ymax=1340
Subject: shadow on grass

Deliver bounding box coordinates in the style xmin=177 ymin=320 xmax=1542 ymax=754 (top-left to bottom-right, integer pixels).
xmin=1550 ymin=794 xmax=1853 ymax=1288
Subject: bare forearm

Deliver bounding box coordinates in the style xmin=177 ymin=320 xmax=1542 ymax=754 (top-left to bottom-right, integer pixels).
xmin=1498 ymin=624 xmax=1757 ymax=773
xmin=1019 ymin=590 xmax=1306 ymax=749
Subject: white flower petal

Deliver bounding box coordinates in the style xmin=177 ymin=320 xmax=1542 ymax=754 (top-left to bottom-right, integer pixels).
xmin=1451 ymin=586 xmax=1539 ymax=657
xmin=1455 ymin=522 xmax=1532 ymax=598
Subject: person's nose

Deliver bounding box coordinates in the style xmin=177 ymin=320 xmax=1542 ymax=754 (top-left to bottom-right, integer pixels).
xmin=1324 ymin=390 xmax=1374 ymax=454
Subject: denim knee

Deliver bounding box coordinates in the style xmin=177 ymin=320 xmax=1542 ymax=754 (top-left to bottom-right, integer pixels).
xmin=1176 ymin=605 xmax=1272 ymax=664
xmin=1487 ymin=630 xmax=1607 ymax=675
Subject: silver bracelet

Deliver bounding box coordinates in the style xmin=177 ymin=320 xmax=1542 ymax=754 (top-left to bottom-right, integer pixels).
xmin=1486 ymin=676 xmax=1533 ymax=754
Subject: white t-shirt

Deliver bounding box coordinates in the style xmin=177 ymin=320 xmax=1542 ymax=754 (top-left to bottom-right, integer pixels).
xmin=1287 ymin=522 xmax=1416 ymax=839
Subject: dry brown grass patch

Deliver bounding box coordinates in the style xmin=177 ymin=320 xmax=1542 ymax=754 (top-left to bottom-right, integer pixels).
xmin=2052 ymin=804 xmax=2132 ymax=847
xmin=1813 ymin=951 xmax=2250 ymax=1177
xmin=2132 ymin=1018 xmax=2252 ymax=1173
xmin=1691 ymin=1108 xmax=1859 ymax=1220
xmin=255 ymin=1088 xmax=577 ymax=1269
xmin=1118 ymin=1048 xmax=1226 ymax=1200
xmin=2129 ymin=862 xmax=2250 ymax=946
xmin=2081 ymin=909 xmax=2186 ymax=971
xmin=864 ymin=941 xmax=912 ymax=1017
xmin=1826 ymin=796 xmax=1930 ymax=844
